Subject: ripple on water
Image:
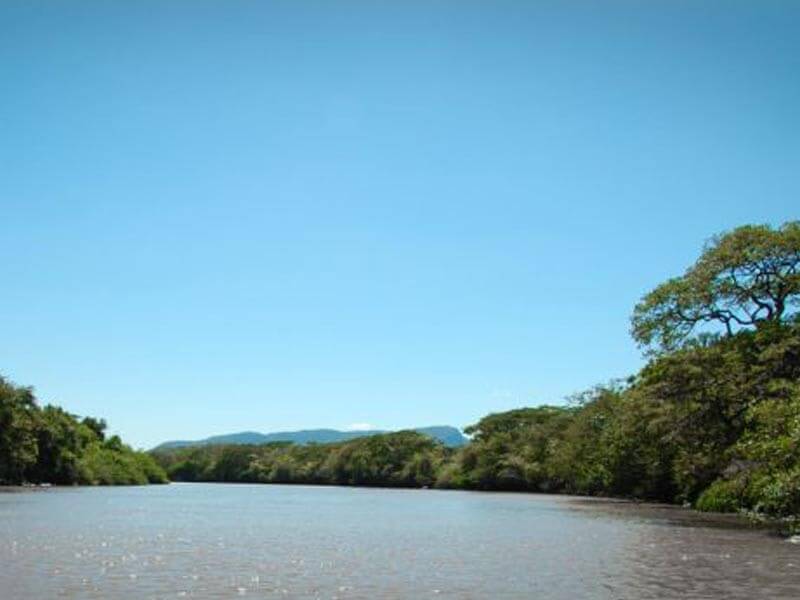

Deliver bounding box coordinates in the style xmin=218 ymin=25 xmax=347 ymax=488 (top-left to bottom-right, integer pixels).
xmin=1 ymin=486 xmax=799 ymax=599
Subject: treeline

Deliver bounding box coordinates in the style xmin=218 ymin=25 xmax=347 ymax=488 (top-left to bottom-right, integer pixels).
xmin=154 ymin=430 xmax=448 ymax=488
xmin=4 ymin=222 xmax=798 ymax=517
xmin=152 ymin=318 xmax=799 ymax=519
xmin=153 ymin=222 xmax=800 ymax=521
xmin=452 ymin=320 xmax=800 ymax=518
xmin=0 ymin=377 xmax=167 ymax=485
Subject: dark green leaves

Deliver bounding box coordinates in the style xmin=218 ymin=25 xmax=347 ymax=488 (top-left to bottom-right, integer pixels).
xmin=632 ymin=222 xmax=800 ymax=353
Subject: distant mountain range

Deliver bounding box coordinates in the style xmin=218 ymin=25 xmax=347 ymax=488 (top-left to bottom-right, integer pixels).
xmin=152 ymin=426 xmax=468 ymax=451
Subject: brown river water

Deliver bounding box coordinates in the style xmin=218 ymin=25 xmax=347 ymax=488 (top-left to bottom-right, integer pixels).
xmin=1 ymin=483 xmax=798 ymax=599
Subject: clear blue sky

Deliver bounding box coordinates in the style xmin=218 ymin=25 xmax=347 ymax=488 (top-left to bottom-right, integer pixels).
xmin=2 ymin=1 xmax=798 ymax=449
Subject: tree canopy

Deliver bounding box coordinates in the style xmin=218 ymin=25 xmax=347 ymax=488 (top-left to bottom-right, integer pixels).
xmin=0 ymin=375 xmax=167 ymax=486
xmin=631 ymin=222 xmax=800 ymax=352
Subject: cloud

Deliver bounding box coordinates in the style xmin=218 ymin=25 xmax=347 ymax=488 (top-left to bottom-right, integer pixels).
xmin=346 ymin=422 xmax=375 ymax=431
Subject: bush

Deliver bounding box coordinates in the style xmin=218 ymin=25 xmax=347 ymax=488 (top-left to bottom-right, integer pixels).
xmin=695 ymin=479 xmax=743 ymax=513
xmin=749 ymin=468 xmax=800 ymax=518
xmin=77 ymin=442 xmax=167 ymax=485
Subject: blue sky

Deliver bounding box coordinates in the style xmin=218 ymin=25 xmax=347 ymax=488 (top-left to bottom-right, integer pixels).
xmin=2 ymin=1 xmax=798 ymax=448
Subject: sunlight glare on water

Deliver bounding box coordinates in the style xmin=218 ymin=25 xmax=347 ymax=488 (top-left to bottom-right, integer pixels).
xmin=1 ymin=484 xmax=798 ymax=599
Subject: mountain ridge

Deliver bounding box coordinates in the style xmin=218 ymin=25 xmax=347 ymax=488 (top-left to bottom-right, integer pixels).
xmin=152 ymin=425 xmax=467 ymax=451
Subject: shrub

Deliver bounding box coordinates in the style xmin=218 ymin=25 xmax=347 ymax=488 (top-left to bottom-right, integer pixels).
xmin=695 ymin=479 xmax=743 ymax=513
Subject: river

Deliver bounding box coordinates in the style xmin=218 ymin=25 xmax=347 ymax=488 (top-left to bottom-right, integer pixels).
xmin=1 ymin=483 xmax=797 ymax=599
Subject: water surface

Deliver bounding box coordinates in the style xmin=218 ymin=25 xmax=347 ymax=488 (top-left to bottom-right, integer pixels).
xmin=1 ymin=483 xmax=797 ymax=599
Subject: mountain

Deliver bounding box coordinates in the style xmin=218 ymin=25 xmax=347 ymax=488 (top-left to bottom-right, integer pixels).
xmin=152 ymin=426 xmax=467 ymax=451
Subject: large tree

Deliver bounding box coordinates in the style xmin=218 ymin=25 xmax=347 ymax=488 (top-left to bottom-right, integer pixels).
xmin=0 ymin=377 xmax=39 ymax=484
xmin=632 ymin=222 xmax=800 ymax=352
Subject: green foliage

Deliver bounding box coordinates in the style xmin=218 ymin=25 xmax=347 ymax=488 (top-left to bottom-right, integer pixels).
xmin=701 ymin=382 xmax=800 ymax=518
xmin=81 ymin=417 xmax=107 ymax=441
xmin=151 ymin=316 xmax=800 ymax=522
xmin=155 ymin=431 xmax=449 ymax=488
xmin=0 ymin=375 xmax=167 ymax=486
xmin=0 ymin=379 xmax=39 ymax=483
xmin=549 ymin=386 xmax=676 ymax=500
xmin=695 ymin=479 xmax=744 ymax=513
xmin=6 ymin=222 xmax=800 ymax=522
xmin=77 ymin=439 xmax=169 ymax=485
xmin=632 ymin=221 xmax=800 ymax=352
xmin=453 ymin=406 xmax=574 ymax=491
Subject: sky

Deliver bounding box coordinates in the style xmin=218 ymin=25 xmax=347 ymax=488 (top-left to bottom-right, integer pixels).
xmin=1 ymin=1 xmax=798 ymax=449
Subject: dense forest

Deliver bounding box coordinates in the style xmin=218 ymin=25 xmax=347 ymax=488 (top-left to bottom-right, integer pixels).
xmin=0 ymin=377 xmax=167 ymax=485
xmin=153 ymin=222 xmax=800 ymax=523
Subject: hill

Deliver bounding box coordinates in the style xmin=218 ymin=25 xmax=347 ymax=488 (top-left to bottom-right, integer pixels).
xmin=152 ymin=425 xmax=467 ymax=451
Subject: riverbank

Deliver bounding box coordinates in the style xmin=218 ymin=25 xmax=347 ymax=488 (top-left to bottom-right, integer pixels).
xmin=0 ymin=376 xmax=169 ymax=486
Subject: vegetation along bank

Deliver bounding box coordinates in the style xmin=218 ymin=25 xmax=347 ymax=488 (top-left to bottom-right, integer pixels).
xmin=153 ymin=222 xmax=800 ymax=525
xmin=3 ymin=222 xmax=798 ymax=529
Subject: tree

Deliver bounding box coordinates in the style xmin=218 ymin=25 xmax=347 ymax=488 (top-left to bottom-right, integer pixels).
xmin=632 ymin=222 xmax=800 ymax=352
xmin=459 ymin=407 xmax=574 ymax=491
xmin=81 ymin=417 xmax=107 ymax=441
xmin=28 ymin=405 xmax=94 ymax=484
xmin=0 ymin=377 xmax=39 ymax=484
xmin=0 ymin=375 xmax=167 ymax=486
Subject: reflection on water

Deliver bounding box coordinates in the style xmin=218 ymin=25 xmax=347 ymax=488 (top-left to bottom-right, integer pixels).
xmin=1 ymin=484 xmax=797 ymax=599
